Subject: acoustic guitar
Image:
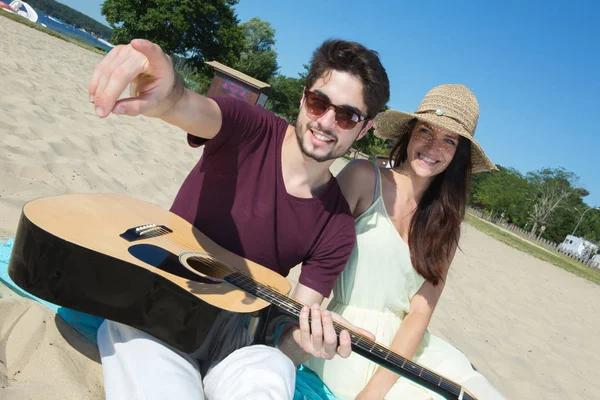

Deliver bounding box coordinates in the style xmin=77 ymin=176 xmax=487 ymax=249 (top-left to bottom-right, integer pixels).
xmin=8 ymin=193 xmax=476 ymax=400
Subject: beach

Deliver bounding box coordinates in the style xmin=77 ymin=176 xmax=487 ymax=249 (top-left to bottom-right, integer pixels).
xmin=1 ymin=15 xmax=600 ymax=399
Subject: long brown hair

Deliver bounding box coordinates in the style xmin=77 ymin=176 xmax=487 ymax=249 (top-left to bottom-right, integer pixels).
xmin=389 ymin=121 xmax=472 ymax=285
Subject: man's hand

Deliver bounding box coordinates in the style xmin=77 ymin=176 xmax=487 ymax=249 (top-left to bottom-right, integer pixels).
xmin=294 ymin=303 xmax=375 ymax=360
xmin=89 ymin=39 xmax=184 ymax=119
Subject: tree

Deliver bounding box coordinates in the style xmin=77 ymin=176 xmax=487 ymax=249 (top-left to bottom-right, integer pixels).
xmin=101 ymin=0 xmax=244 ymax=70
xmin=234 ymin=17 xmax=279 ymax=82
xmin=526 ymin=167 xmax=580 ymax=237
xmin=471 ymin=166 xmax=530 ymax=224
xmin=353 ymin=105 xmax=390 ymax=157
xmin=541 ymin=188 xmax=588 ymax=243
xmin=265 ymin=65 xmax=308 ymax=123
xmin=576 ymin=209 xmax=600 ymax=244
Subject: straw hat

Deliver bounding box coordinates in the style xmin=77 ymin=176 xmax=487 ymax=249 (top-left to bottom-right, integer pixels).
xmin=374 ymin=84 xmax=497 ymax=173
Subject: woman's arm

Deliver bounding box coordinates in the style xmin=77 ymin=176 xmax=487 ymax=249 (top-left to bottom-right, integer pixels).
xmin=336 ymin=160 xmax=379 ymax=217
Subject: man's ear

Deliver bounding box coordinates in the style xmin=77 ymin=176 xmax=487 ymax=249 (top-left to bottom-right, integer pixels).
xmin=356 ymin=120 xmax=374 ymax=141
xmin=299 ymin=88 xmax=306 ymax=108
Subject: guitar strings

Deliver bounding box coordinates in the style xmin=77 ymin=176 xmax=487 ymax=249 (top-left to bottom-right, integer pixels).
xmin=131 ymin=226 xmax=462 ymax=394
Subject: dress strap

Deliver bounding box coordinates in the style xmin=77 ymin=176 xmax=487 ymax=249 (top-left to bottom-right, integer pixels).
xmin=372 ymin=162 xmax=383 ymax=203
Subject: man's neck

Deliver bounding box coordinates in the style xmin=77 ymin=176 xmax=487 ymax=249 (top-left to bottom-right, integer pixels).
xmin=280 ymin=126 xmax=334 ymax=198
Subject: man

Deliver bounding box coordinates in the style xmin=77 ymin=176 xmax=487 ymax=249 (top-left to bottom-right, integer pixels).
xmin=89 ymin=37 xmax=390 ymax=399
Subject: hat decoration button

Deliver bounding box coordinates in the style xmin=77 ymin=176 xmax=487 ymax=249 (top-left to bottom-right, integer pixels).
xmin=435 ymin=108 xmax=445 ymax=116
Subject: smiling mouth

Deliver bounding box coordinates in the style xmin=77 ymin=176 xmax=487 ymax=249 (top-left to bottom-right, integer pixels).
xmin=418 ymin=153 xmax=439 ymax=165
xmin=310 ymin=129 xmax=335 ymax=143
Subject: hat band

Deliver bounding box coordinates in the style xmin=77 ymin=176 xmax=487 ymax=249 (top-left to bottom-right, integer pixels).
xmin=414 ymin=109 xmax=472 ymax=136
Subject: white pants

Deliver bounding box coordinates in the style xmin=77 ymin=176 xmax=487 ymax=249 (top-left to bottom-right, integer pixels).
xmin=97 ymin=312 xmax=296 ymax=400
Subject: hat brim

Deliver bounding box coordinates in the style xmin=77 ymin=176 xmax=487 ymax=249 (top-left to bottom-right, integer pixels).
xmin=374 ymin=110 xmax=498 ymax=173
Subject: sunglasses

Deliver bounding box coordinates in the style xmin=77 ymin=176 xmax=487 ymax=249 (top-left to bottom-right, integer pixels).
xmin=303 ymin=89 xmax=370 ymax=130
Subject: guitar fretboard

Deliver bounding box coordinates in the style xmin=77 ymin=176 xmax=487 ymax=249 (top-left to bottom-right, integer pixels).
xmin=225 ymin=272 xmax=471 ymax=399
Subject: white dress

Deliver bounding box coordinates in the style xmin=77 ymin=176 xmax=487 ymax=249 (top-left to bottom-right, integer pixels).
xmin=306 ymin=166 xmax=504 ymax=400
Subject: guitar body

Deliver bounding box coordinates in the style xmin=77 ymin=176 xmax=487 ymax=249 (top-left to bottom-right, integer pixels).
xmin=8 ymin=193 xmax=291 ymax=353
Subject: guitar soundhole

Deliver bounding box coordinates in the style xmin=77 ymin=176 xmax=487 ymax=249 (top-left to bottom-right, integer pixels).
xmin=128 ymin=244 xmax=217 ymax=284
xmin=186 ymin=256 xmax=231 ymax=281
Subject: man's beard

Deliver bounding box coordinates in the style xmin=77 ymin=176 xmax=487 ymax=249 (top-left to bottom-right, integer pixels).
xmin=294 ymin=123 xmax=349 ymax=162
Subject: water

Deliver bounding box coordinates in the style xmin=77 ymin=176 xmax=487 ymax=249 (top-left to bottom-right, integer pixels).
xmin=2 ymin=2 xmax=114 ymax=52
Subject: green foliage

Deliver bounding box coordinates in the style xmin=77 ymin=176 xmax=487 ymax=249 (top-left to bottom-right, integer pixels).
xmin=265 ymin=65 xmax=308 ymax=123
xmin=525 ymin=167 xmax=580 ymax=237
xmin=353 ymin=129 xmax=389 ymax=157
xmin=577 ymin=209 xmax=600 ymax=244
xmin=234 ymin=17 xmax=279 ymax=82
xmin=353 ymin=105 xmax=390 ymax=157
xmin=101 ymin=0 xmax=244 ymax=71
xmin=470 ymin=165 xmax=530 ymax=225
xmin=541 ymin=189 xmax=588 ymax=243
xmin=470 ymin=165 xmax=598 ymax=245
xmin=25 ymin=0 xmax=112 ymax=39
xmin=171 ymin=55 xmax=212 ymax=95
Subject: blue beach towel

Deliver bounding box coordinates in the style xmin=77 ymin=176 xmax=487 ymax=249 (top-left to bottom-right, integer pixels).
xmin=294 ymin=364 xmax=339 ymax=400
xmin=0 ymin=238 xmax=337 ymax=399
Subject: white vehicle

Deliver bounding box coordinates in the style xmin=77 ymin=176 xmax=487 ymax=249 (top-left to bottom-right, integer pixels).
xmin=558 ymin=235 xmax=598 ymax=258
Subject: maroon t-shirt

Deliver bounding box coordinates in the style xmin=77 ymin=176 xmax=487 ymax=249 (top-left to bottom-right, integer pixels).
xmin=170 ymin=96 xmax=355 ymax=297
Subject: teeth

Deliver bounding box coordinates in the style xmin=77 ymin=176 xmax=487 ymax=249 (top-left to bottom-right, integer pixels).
xmin=419 ymin=154 xmax=437 ymax=164
xmin=313 ymin=131 xmax=333 ymax=142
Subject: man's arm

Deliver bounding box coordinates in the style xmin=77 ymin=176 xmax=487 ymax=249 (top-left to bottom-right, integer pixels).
xmin=89 ymin=39 xmax=222 ymax=140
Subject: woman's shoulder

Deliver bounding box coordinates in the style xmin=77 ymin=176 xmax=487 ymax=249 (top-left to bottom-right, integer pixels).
xmin=336 ymin=159 xmax=379 ymax=216
xmin=342 ymin=159 xmax=378 ymax=175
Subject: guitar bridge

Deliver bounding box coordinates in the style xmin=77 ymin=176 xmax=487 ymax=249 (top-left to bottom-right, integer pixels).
xmin=120 ymin=224 xmax=173 ymax=242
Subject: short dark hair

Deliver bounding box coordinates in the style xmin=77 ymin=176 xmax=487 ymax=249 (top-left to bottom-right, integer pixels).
xmin=306 ymin=39 xmax=390 ymax=117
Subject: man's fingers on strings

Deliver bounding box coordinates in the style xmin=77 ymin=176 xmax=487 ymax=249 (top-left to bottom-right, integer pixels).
xmin=337 ymin=330 xmax=352 ymax=358
xmin=299 ymin=306 xmax=313 ymax=352
xmin=321 ymin=310 xmax=338 ymax=359
xmin=309 ymin=304 xmax=323 ymax=355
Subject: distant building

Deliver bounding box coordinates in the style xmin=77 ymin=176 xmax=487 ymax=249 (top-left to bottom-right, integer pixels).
xmin=591 ymin=254 xmax=600 ymax=268
xmin=557 ymin=235 xmax=598 ymax=258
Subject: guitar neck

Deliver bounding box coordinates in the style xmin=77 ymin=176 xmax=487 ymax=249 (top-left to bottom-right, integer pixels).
xmin=225 ymin=273 xmax=473 ymax=400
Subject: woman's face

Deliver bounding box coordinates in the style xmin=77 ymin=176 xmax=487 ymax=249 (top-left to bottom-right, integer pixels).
xmin=406 ymin=121 xmax=459 ymax=179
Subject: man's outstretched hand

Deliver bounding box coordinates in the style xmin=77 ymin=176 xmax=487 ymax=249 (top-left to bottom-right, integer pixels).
xmin=89 ymin=39 xmax=184 ymax=119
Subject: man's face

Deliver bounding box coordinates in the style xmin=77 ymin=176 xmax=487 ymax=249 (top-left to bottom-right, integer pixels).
xmin=295 ymin=70 xmax=372 ymax=162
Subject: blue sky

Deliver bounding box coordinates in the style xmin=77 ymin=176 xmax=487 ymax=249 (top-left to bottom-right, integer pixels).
xmin=59 ymin=0 xmax=599 ymax=206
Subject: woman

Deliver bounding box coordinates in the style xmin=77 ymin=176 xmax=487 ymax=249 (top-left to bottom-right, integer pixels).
xmin=304 ymin=84 xmax=504 ymax=399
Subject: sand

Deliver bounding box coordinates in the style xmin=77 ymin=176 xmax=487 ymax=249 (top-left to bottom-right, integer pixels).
xmin=1 ymin=15 xmax=599 ymax=399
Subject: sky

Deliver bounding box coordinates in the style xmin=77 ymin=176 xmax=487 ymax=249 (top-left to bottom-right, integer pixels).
xmin=58 ymin=0 xmax=600 ymax=206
